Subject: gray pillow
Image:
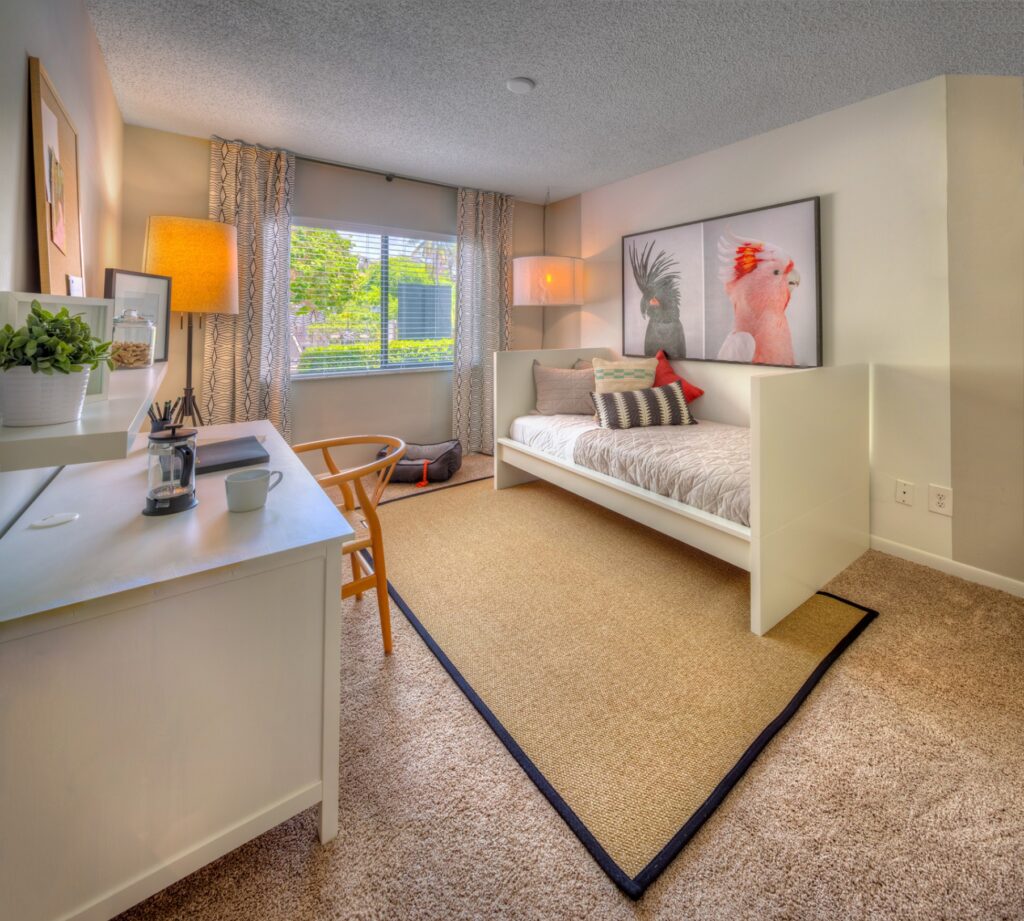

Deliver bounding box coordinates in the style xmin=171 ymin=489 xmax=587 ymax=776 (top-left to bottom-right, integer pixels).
xmin=533 ymin=360 xmax=596 ymax=415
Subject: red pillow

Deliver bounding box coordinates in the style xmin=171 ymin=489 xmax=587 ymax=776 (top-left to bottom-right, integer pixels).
xmin=654 ymin=350 xmax=704 ymax=403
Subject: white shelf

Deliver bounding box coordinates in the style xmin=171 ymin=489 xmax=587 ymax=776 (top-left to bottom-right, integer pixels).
xmin=0 ymin=363 xmax=168 ymax=471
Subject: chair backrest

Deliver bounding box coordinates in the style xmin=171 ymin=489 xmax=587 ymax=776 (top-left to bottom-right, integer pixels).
xmin=293 ymin=435 xmax=407 ymax=520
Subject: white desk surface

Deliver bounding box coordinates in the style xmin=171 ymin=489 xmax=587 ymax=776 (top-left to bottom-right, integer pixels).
xmin=0 ymin=420 xmax=353 ymax=623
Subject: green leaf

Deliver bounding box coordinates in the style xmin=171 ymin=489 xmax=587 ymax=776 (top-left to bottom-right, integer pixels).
xmin=0 ymin=300 xmax=111 ymax=372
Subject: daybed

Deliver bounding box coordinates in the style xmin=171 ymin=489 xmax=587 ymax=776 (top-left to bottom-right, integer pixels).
xmin=493 ymin=348 xmax=869 ymax=635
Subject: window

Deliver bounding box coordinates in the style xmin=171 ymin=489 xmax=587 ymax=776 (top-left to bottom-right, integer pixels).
xmin=289 ymin=223 xmax=456 ymax=376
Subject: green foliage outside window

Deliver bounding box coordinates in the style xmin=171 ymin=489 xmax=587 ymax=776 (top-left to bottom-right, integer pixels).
xmin=296 ymin=339 xmax=453 ymax=374
xmin=290 ymin=226 xmax=455 ymax=373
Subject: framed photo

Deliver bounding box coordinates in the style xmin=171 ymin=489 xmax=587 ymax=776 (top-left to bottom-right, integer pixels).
xmin=104 ymin=269 xmax=172 ymax=362
xmin=0 ymin=291 xmax=113 ymax=401
xmin=622 ymin=197 xmax=821 ymax=368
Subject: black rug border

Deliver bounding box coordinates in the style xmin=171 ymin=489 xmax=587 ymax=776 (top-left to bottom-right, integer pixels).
xmin=363 ymin=551 xmax=878 ymax=900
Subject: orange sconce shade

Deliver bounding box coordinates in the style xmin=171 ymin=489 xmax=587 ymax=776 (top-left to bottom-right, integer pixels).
xmin=143 ymin=216 xmax=239 ymax=315
xmin=512 ymin=255 xmax=583 ymax=307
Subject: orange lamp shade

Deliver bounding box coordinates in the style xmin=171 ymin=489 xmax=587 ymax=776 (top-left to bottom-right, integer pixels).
xmin=143 ymin=216 xmax=239 ymax=315
xmin=512 ymin=255 xmax=583 ymax=307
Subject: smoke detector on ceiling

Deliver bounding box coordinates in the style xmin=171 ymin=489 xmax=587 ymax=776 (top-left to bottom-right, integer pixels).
xmin=506 ymin=77 xmax=536 ymax=94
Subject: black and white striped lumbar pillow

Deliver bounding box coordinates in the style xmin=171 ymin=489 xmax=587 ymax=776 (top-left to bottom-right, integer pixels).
xmin=591 ymin=380 xmax=697 ymax=429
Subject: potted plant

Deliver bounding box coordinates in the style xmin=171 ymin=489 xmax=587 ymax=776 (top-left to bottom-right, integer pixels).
xmin=0 ymin=300 xmax=113 ymax=426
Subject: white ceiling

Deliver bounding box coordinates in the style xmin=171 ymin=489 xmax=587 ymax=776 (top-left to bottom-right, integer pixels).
xmin=87 ymin=0 xmax=1023 ymax=202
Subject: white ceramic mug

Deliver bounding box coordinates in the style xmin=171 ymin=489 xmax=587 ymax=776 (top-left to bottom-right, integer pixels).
xmin=225 ymin=468 xmax=283 ymax=512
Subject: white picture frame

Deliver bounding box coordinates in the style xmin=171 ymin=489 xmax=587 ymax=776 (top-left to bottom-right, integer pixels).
xmin=0 ymin=291 xmax=114 ymax=401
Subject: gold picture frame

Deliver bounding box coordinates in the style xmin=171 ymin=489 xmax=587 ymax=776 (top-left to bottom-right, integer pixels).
xmin=29 ymin=57 xmax=84 ymax=296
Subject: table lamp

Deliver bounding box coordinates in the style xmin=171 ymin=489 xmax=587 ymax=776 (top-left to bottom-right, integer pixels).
xmin=143 ymin=216 xmax=238 ymax=425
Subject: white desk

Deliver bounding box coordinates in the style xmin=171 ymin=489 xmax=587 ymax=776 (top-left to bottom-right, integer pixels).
xmin=0 ymin=421 xmax=352 ymax=921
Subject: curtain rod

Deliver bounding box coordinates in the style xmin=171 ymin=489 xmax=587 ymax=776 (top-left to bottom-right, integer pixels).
xmin=214 ymin=136 xmax=516 ymax=197
xmin=296 ymin=153 xmax=460 ymax=193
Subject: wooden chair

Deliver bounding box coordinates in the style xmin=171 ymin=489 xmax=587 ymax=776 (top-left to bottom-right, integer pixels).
xmin=293 ymin=435 xmax=407 ymax=655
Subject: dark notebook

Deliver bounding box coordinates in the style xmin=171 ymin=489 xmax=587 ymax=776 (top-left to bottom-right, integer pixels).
xmin=196 ymin=436 xmax=270 ymax=475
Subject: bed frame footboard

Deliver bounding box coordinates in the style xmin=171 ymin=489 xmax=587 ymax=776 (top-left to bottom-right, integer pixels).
xmin=749 ymin=364 xmax=870 ymax=635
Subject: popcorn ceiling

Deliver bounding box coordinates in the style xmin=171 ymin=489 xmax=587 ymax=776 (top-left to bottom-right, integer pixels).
xmin=86 ymin=0 xmax=1023 ymax=202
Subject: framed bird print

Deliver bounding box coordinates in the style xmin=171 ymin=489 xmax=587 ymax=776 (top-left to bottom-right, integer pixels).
xmin=622 ymin=197 xmax=821 ymax=368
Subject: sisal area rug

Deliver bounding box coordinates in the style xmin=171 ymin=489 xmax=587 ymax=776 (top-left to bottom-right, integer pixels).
xmin=375 ymin=479 xmax=876 ymax=898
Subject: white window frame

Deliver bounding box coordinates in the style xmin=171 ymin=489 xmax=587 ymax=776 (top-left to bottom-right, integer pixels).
xmin=289 ymin=218 xmax=456 ymax=380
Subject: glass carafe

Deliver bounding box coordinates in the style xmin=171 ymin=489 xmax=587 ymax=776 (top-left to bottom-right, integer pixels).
xmin=143 ymin=425 xmax=198 ymax=516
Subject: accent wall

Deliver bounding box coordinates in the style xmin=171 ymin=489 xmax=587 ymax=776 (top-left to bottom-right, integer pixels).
xmin=571 ymin=75 xmax=1024 ymax=586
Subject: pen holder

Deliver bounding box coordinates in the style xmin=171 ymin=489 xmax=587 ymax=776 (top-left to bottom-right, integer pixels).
xmin=151 ymin=418 xmax=171 ymax=434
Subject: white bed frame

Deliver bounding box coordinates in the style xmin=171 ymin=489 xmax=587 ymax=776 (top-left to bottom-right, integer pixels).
xmin=494 ymin=348 xmax=869 ymax=635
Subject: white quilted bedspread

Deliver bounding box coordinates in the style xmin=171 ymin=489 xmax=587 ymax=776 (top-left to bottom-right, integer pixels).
xmin=509 ymin=414 xmax=751 ymax=526
xmin=574 ymin=421 xmax=751 ymax=526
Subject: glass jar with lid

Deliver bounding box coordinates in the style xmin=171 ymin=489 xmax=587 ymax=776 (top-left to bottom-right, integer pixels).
xmin=111 ymin=309 xmax=156 ymax=369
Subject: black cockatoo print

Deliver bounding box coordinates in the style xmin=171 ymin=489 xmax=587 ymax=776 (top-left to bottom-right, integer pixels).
xmin=629 ymin=241 xmax=687 ymax=359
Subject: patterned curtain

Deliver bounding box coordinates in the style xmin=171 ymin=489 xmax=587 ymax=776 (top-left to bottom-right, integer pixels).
xmin=202 ymin=137 xmax=295 ymax=440
xmin=453 ymin=189 xmax=514 ymax=455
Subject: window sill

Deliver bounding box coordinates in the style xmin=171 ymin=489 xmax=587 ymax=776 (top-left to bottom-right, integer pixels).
xmin=290 ymin=365 xmax=454 ymax=382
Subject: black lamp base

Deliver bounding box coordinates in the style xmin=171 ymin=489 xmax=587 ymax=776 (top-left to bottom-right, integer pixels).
xmin=175 ymin=313 xmax=204 ymax=426
xmin=174 ymin=386 xmax=204 ymax=426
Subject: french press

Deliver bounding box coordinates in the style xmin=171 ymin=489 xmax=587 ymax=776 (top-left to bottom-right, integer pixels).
xmin=143 ymin=424 xmax=199 ymax=516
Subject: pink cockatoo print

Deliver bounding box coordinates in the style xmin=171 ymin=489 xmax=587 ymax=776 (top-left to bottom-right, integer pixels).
xmin=716 ymin=233 xmax=801 ymax=365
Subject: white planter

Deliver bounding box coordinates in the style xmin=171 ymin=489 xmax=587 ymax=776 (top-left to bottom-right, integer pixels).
xmin=0 ymin=366 xmax=91 ymax=426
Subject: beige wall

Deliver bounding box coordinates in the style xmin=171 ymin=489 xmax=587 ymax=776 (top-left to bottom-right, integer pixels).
xmin=947 ymin=76 xmax=1024 ymax=581
xmin=121 ymin=126 xmax=210 ymax=408
xmin=0 ymin=0 xmax=123 ymax=296
xmin=0 ymin=0 xmax=123 ymax=531
xmin=295 ymin=159 xmax=456 ymax=237
xmin=507 ymin=196 xmax=582 ymax=350
xmin=510 ymin=200 xmax=544 ymax=350
xmin=541 ymin=196 xmax=583 ymax=348
xmin=578 ymin=78 xmax=955 ymax=560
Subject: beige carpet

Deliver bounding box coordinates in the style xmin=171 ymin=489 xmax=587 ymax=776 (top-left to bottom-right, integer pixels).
xmin=115 ymin=491 xmax=1024 ymax=919
xmin=376 ymin=479 xmax=871 ymax=889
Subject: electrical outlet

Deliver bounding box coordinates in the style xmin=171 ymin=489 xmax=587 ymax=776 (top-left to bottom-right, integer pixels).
xmin=895 ymin=479 xmax=914 ymax=506
xmin=928 ymin=484 xmax=953 ymax=517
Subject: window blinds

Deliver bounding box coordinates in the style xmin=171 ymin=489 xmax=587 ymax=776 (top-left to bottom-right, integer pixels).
xmin=289 ymin=225 xmax=456 ymax=375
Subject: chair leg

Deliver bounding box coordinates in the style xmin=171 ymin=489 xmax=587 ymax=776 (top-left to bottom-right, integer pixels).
xmin=377 ymin=591 xmax=392 ymax=656
xmin=350 ymin=552 xmax=364 ymax=600
xmin=370 ymin=538 xmax=392 ymax=656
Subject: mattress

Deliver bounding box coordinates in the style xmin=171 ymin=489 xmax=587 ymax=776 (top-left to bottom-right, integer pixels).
xmin=509 ymin=413 xmax=599 ymax=463
xmin=508 ymin=414 xmax=751 ymax=526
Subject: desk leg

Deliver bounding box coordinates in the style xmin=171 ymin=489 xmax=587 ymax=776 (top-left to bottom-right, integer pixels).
xmin=320 ymin=538 xmax=342 ymax=843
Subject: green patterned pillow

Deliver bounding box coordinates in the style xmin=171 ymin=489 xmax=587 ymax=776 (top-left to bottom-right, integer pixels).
xmin=592 ymin=357 xmax=657 ymax=393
